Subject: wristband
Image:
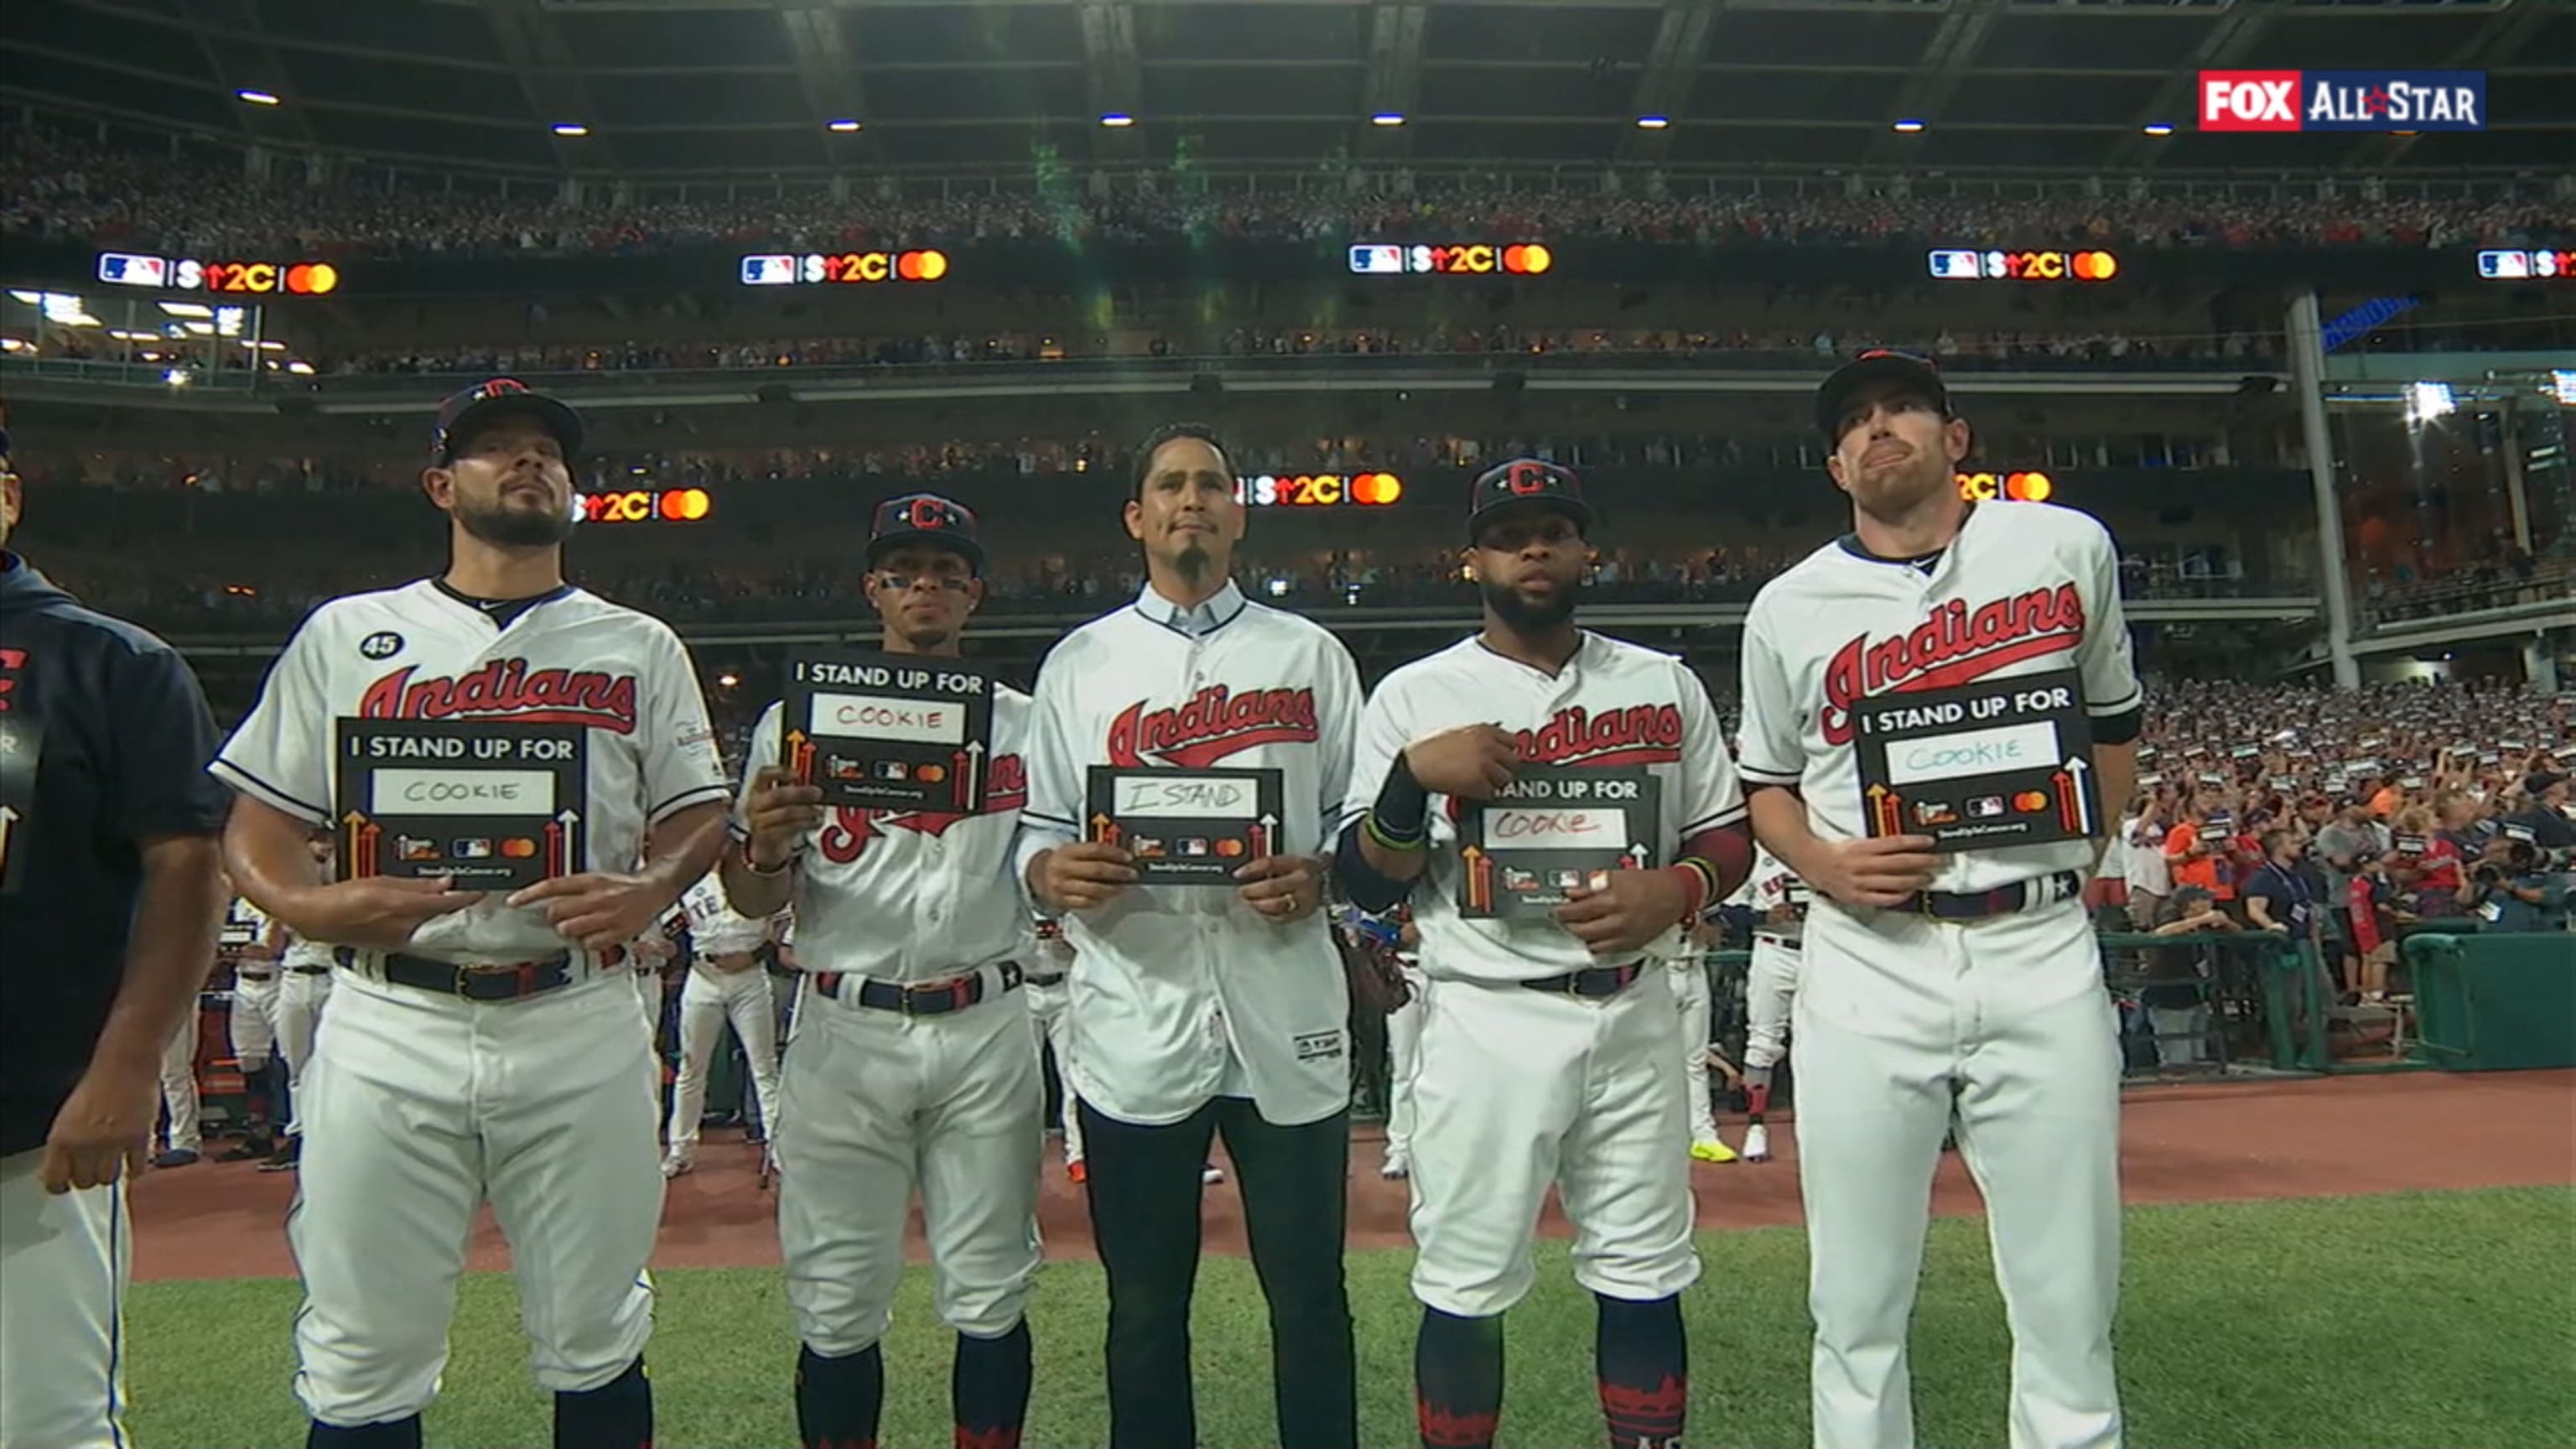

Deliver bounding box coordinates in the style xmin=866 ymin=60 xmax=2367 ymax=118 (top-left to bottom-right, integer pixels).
xmin=1365 ymin=750 xmax=1434 ymax=850
xmin=1672 ymin=858 xmax=1717 ymax=921
xmin=740 ymin=838 xmax=792 ymax=877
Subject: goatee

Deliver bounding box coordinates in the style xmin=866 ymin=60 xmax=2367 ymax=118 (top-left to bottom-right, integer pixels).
xmin=456 ymin=493 xmax=573 ymax=548
xmin=1481 ymin=575 xmax=1577 ymax=633
xmin=1173 ymin=543 xmax=1213 ymax=579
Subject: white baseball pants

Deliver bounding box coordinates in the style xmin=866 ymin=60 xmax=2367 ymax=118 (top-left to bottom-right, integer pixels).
xmin=1744 ymin=936 xmax=1803 ymax=1076
xmin=665 ymin=964 xmax=782 ymax=1153
xmin=1380 ymin=963 xmax=1426 ymax=1166
xmin=1406 ymin=967 xmax=1699 ymax=1318
xmin=272 ymin=969 xmax=333 ymax=1138
xmin=289 ymin=973 xmax=662 ymax=1427
xmin=1023 ymin=978 xmax=1085 ymax=1167
xmin=1794 ymin=899 xmax=2122 ymax=1449
xmin=229 ymin=972 xmax=278 ymax=1070
xmin=158 ymin=1010 xmax=199 ymax=1154
xmin=776 ymin=970 xmax=1041 ymax=1356
xmin=0 ymin=1149 xmax=129 ymax=1449
xmin=1668 ymin=955 xmax=1720 ymax=1145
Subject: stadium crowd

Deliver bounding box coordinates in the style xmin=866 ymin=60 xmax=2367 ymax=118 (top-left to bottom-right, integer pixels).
xmin=8 ymin=124 xmax=2568 ymax=262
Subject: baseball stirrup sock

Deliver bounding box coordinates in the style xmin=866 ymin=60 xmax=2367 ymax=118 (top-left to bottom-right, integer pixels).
xmin=1744 ymin=1080 xmax=1771 ymax=1125
xmin=553 ymin=1355 xmax=652 ymax=1449
xmin=1415 ymin=1306 xmax=1504 ymax=1449
xmin=951 ymin=1321 xmax=1032 ymax=1449
xmin=307 ymin=1415 xmax=423 ymax=1449
xmin=797 ymin=1342 xmax=885 ymax=1449
xmin=1596 ymin=1293 xmax=1686 ymax=1449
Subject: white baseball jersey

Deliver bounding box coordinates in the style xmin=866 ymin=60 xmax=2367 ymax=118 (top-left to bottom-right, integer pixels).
xmin=737 ymin=689 xmax=1032 ymax=983
xmin=282 ymin=927 xmax=337 ymax=970
xmin=1015 ymin=581 xmax=1362 ymax=1128
xmin=1347 ymin=632 xmax=1748 ymax=985
xmin=221 ymin=896 xmax=272 ymax=949
xmin=212 ymin=579 xmax=728 ymax=961
xmin=1736 ymin=501 xmax=2142 ymax=895
xmin=678 ymin=872 xmax=776 ymax=958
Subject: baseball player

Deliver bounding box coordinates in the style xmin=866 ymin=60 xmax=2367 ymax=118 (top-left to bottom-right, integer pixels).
xmin=1336 ymin=460 xmax=1751 ymax=1449
xmin=1016 ymin=424 xmax=1360 ymax=1449
xmin=1347 ymin=911 xmax=1426 ymax=1181
xmin=267 ymin=863 xmax=340 ymax=1172
xmin=1025 ymin=918 xmax=1087 ymax=1181
xmin=723 ymin=493 xmax=1045 ymax=1449
xmin=153 ymin=982 xmax=205 ymax=1168
xmin=660 ymin=870 xmax=784 ymax=1177
xmin=1737 ymin=350 xmax=2142 ymax=1449
xmin=0 ymin=420 xmax=233 ymax=1449
xmin=212 ymin=379 xmax=732 ymax=1449
xmin=216 ymin=896 xmax=284 ymax=1162
xmin=1734 ymin=850 xmax=1807 ymax=1164
xmin=1668 ymin=914 xmax=1735 ymax=1163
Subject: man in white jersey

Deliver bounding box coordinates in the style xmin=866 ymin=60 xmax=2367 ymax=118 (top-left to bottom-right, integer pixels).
xmin=1737 ymin=351 xmax=2142 ymax=1449
xmin=1734 ymin=850 xmax=1806 ymax=1164
xmin=264 ymin=838 xmax=340 ymax=1173
xmin=1016 ymin=424 xmax=1359 ymax=1449
xmin=215 ymin=895 xmax=284 ymax=1162
xmin=1336 ymin=460 xmax=1751 ymax=1449
xmin=213 ymin=379 xmax=731 ymax=1449
xmin=1025 ymin=918 xmax=1086 ymax=1181
xmin=724 ymin=493 xmax=1044 ymax=1449
xmin=660 ymin=870 xmax=783 ymax=1177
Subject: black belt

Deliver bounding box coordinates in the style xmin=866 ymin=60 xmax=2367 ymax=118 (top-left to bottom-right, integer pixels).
xmin=1893 ymin=870 xmax=2083 ymax=922
xmin=378 ymin=946 xmax=625 ymax=1002
xmin=1024 ymin=971 xmax=1067 ymax=988
xmin=1521 ymin=961 xmax=1646 ymax=999
xmin=813 ymin=962 xmax=1024 ymax=1016
xmin=288 ymin=963 xmax=333 ymax=976
xmin=235 ymin=970 xmax=274 ymax=983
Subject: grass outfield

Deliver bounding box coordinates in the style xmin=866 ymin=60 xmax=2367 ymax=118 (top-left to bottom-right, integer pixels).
xmin=125 ymin=1187 xmax=2573 ymax=1449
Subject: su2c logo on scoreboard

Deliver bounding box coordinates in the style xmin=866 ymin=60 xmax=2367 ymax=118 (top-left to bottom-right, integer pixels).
xmin=579 ymin=489 xmax=713 ymax=524
xmin=1957 ymin=471 xmax=2054 ymax=502
xmin=1348 ymin=244 xmax=1553 ymax=277
xmin=1928 ymin=249 xmax=2119 ymax=283
xmin=1236 ymin=473 xmax=1405 ymax=506
xmin=740 ymin=251 xmax=951 ymax=287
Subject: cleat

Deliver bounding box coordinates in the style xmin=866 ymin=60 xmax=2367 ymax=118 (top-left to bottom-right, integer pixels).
xmin=660 ymin=1151 xmax=694 ymax=1180
xmin=1380 ymin=1156 xmax=1410 ymax=1181
xmin=257 ymin=1138 xmax=303 ymax=1172
xmin=218 ymin=1135 xmax=275 ymax=1163
xmin=1690 ymin=1137 xmax=1738 ymax=1164
xmin=153 ymin=1148 xmax=200 ymax=1170
xmin=1742 ymin=1124 xmax=1771 ymax=1163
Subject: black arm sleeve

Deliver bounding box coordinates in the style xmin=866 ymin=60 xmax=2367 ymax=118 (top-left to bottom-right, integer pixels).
xmin=1334 ymin=818 xmax=1418 ymax=915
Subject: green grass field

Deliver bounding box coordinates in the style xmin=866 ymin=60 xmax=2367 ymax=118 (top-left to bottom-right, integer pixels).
xmin=125 ymin=1187 xmax=2573 ymax=1448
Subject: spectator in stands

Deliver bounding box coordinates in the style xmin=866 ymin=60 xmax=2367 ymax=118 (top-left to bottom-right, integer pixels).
xmin=2120 ymin=794 xmax=2171 ymax=931
xmin=2163 ymin=792 xmax=2230 ymax=911
xmin=2460 ymin=835 xmax=2568 ymax=932
xmin=2389 ymin=805 xmax=2468 ymax=920
xmin=2313 ymin=802 xmax=2390 ymax=990
xmin=2143 ymin=886 xmax=2236 ymax=1067
xmin=2506 ymin=771 xmax=2575 ymax=852
xmin=2346 ymin=854 xmax=2399 ymax=1003
xmin=2241 ymin=829 xmax=2320 ymax=943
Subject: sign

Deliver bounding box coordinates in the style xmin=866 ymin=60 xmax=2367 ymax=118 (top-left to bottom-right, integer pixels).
xmin=2475 ymin=249 xmax=2572 ymax=281
xmin=1237 ymin=472 xmax=1404 ymax=507
xmin=2197 ymin=70 xmax=2485 ymax=132
xmin=1956 ymin=470 xmax=2054 ymax=502
xmin=1348 ymin=243 xmax=1552 ymax=277
xmin=1085 ymin=766 xmax=1285 ymax=885
xmin=1927 ymin=249 xmax=2116 ymax=282
xmin=740 ymin=251 xmax=949 ymax=286
xmin=1853 ymin=667 xmax=2099 ymax=854
xmin=2321 ymin=295 xmax=2420 ymax=351
xmin=578 ymin=488 xmax=713 ymax=524
xmin=781 ymin=652 xmax=995 ymax=813
xmin=335 ymin=718 xmax=586 ymax=891
xmin=96 ymin=252 xmax=340 ymax=294
xmin=1453 ymin=766 xmax=1660 ymax=919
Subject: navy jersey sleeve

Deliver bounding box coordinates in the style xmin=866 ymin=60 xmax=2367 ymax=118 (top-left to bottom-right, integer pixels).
xmin=108 ymin=638 xmax=231 ymax=841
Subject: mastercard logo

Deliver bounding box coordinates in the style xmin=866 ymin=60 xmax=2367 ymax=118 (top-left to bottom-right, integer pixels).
xmin=917 ymin=763 xmax=947 ymax=783
xmin=499 ymin=838 xmax=538 ymax=859
xmin=2013 ymin=792 xmax=2052 ymax=813
xmin=1215 ymin=838 xmax=1246 ymax=858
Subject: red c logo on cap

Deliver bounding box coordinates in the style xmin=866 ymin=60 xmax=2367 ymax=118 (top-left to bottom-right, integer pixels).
xmin=907 ymin=497 xmax=948 ymax=531
xmin=1506 ymin=462 xmax=1552 ymax=496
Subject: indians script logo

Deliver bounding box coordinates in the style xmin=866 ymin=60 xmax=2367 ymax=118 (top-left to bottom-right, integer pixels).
xmin=818 ymin=753 xmax=1026 ymax=864
xmin=1516 ymin=704 xmax=1684 ymax=769
xmin=359 ymin=659 xmax=640 ymax=733
xmin=1107 ymin=686 xmax=1319 ymax=768
xmin=0 ymin=647 xmax=23 ymax=712
xmin=1820 ymin=584 xmax=2085 ymax=745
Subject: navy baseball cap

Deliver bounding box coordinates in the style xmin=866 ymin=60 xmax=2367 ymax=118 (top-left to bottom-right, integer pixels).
xmin=430 ymin=378 xmax=584 ymax=465
xmin=1815 ymin=348 xmax=1950 ymax=444
xmin=868 ymin=492 xmax=985 ymax=574
xmin=1467 ymin=459 xmax=1593 ymax=541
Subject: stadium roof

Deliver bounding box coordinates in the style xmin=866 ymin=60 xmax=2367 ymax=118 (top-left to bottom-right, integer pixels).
xmin=6 ymin=0 xmax=2571 ymax=181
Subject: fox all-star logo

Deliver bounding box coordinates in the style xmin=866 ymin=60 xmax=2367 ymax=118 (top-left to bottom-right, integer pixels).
xmin=817 ymin=753 xmax=1026 ymax=864
xmin=1820 ymin=584 xmax=2085 ymax=746
xmin=359 ymin=659 xmax=640 ymax=733
xmin=1107 ymin=685 xmax=1319 ymax=768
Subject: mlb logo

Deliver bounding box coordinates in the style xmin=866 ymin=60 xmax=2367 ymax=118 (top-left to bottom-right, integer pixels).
xmin=1967 ymin=797 xmax=2007 ymax=819
xmin=1549 ymin=870 xmax=1584 ymax=890
xmin=450 ymin=838 xmax=493 ymax=860
xmin=1181 ymin=838 xmax=1211 ymax=857
xmin=1348 ymin=244 xmax=1404 ymax=275
xmin=2199 ymin=70 xmax=2302 ymax=131
xmin=875 ymin=760 xmax=909 ymax=782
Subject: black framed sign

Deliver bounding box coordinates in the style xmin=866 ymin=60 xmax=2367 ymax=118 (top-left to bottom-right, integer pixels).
xmin=1085 ymin=766 xmax=1285 ymax=886
xmin=782 ymin=652 xmax=995 ymax=812
xmin=1454 ymin=766 xmax=1662 ymax=918
xmin=1852 ymin=667 xmax=2100 ymax=853
xmin=335 ymin=718 xmax=588 ymax=891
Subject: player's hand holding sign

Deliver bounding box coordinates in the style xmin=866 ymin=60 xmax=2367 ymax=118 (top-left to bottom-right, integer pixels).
xmin=1235 ymin=852 xmax=1325 ymax=923
xmin=1405 ymin=724 xmax=1519 ymax=799
xmin=1553 ymin=868 xmax=1694 ymax=956
xmin=1802 ymin=835 xmax=1942 ymax=910
xmin=284 ymin=874 xmax=487 ymax=950
xmin=741 ymin=765 xmax=826 ymax=869
xmin=509 ymin=871 xmax=678 ymax=954
xmin=1030 ymin=840 xmax=1138 ymax=913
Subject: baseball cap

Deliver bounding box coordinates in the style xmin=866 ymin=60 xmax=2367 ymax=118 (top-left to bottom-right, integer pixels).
xmin=868 ymin=492 xmax=985 ymax=574
xmin=2525 ymin=770 xmax=2569 ymax=797
xmin=1815 ymin=348 xmax=1950 ymax=444
xmin=429 ymin=378 xmax=584 ymax=465
xmin=1467 ymin=459 xmax=1593 ymax=541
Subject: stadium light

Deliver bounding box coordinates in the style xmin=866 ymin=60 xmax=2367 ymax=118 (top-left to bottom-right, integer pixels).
xmin=1634 ymin=116 xmax=1670 ymax=130
xmin=1891 ymin=119 xmax=1926 ymax=133
xmin=827 ymin=119 xmax=861 ymax=132
xmin=553 ymin=122 xmax=590 ymax=137
xmin=1371 ymin=112 xmax=1405 ymax=127
xmin=236 ymin=89 xmax=282 ymax=106
xmin=2142 ymin=122 xmax=2175 ymax=136
xmin=1098 ymin=113 xmax=1135 ymax=128
xmin=158 ymin=301 xmax=214 ymax=318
